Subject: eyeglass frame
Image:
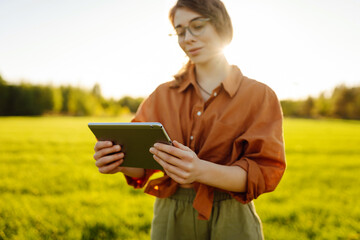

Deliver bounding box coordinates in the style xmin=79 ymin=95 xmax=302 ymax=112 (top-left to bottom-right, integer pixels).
xmin=169 ymin=18 xmax=211 ymax=39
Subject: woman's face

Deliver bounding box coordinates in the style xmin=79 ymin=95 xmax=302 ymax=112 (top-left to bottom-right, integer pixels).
xmin=173 ymin=8 xmax=224 ymax=64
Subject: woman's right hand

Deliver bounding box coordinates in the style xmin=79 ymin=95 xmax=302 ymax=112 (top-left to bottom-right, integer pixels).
xmin=93 ymin=141 xmax=145 ymax=178
xmin=93 ymin=141 xmax=125 ymax=174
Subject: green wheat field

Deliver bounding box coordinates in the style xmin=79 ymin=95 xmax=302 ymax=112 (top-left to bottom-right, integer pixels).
xmin=0 ymin=116 xmax=359 ymax=240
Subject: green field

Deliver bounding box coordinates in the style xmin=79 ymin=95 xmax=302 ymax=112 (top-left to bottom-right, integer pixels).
xmin=0 ymin=116 xmax=359 ymax=240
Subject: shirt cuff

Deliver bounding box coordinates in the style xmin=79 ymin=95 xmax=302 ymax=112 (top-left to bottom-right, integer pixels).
xmin=229 ymin=159 xmax=266 ymax=204
xmin=124 ymin=169 xmax=157 ymax=189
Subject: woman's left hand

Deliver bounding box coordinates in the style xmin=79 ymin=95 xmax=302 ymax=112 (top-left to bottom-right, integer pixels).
xmin=149 ymin=140 xmax=203 ymax=185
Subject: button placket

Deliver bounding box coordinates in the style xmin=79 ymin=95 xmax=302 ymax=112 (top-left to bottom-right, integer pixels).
xmin=190 ymin=104 xmax=204 ymax=151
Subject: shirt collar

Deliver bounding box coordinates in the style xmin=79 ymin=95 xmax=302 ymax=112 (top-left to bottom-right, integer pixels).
xmin=177 ymin=63 xmax=196 ymax=93
xmin=177 ymin=64 xmax=243 ymax=98
xmin=221 ymin=65 xmax=243 ymax=98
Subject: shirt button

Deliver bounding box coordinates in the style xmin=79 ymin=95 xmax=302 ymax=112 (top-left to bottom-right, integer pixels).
xmin=197 ymin=111 xmax=202 ymax=116
xmin=214 ymin=92 xmax=217 ymax=97
xmin=190 ymin=136 xmax=194 ymax=140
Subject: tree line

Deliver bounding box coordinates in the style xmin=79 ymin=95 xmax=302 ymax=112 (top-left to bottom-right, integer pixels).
xmin=0 ymin=75 xmax=143 ymax=116
xmin=1 ymin=74 xmax=359 ymax=119
xmin=280 ymin=84 xmax=360 ymax=119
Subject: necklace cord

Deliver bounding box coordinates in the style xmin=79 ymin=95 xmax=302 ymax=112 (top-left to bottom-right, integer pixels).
xmin=195 ymin=79 xmax=212 ymax=96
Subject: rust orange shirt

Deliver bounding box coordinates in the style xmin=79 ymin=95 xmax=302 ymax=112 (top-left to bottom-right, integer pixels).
xmin=125 ymin=64 xmax=286 ymax=220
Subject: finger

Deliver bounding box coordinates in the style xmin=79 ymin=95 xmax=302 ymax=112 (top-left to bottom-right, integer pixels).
xmin=153 ymin=143 xmax=188 ymax=159
xmin=169 ymin=141 xmax=196 ymax=166
xmin=98 ymin=159 xmax=123 ymax=174
xmin=153 ymin=154 xmax=177 ymax=177
xmin=95 ymin=152 xmax=124 ymax=167
xmin=153 ymin=154 xmax=189 ymax=179
xmin=153 ymin=155 xmax=190 ymax=184
xmin=94 ymin=145 xmax=122 ymax=160
xmin=109 ymin=165 xmax=125 ymax=174
xmin=150 ymin=147 xmax=186 ymax=168
xmin=94 ymin=141 xmax=113 ymax=152
xmin=172 ymin=140 xmax=191 ymax=151
xmin=167 ymin=173 xmax=189 ymax=185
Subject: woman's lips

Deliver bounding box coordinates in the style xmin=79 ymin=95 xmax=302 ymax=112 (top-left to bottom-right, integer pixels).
xmin=188 ymin=47 xmax=202 ymax=55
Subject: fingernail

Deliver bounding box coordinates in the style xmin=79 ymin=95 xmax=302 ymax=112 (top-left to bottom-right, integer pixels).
xmin=149 ymin=147 xmax=154 ymax=152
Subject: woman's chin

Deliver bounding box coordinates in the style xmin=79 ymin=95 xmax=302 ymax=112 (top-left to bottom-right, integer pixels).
xmin=189 ymin=55 xmax=223 ymax=66
xmin=188 ymin=56 xmax=208 ymax=65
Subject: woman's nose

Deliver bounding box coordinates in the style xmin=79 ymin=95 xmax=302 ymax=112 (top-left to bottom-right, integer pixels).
xmin=183 ymin=28 xmax=196 ymax=42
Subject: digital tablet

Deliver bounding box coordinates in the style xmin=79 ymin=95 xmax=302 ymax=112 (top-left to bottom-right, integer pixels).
xmin=88 ymin=122 xmax=172 ymax=170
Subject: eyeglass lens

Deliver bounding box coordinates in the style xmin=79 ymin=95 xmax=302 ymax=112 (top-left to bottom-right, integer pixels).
xmin=175 ymin=19 xmax=209 ymax=38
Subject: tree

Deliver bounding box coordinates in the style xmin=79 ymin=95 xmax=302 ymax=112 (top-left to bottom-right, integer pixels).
xmin=313 ymin=93 xmax=331 ymax=118
xmin=0 ymin=74 xmax=8 ymax=115
xmin=92 ymin=83 xmax=102 ymax=99
xmin=118 ymin=96 xmax=143 ymax=113
xmin=331 ymin=85 xmax=358 ymax=119
xmin=299 ymin=97 xmax=314 ymax=118
xmin=280 ymin=100 xmax=301 ymax=117
xmin=0 ymin=74 xmax=6 ymax=85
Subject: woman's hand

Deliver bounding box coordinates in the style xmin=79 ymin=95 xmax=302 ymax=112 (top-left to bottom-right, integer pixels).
xmin=93 ymin=141 xmax=145 ymax=178
xmin=93 ymin=141 xmax=125 ymax=174
xmin=149 ymin=140 xmax=204 ymax=185
xmin=150 ymin=140 xmax=248 ymax=192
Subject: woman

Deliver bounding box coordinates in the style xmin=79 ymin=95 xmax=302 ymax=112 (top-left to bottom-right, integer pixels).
xmin=93 ymin=0 xmax=286 ymax=239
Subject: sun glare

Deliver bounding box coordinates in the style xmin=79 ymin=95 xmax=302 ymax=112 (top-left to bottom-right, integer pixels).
xmin=223 ymin=44 xmax=241 ymax=66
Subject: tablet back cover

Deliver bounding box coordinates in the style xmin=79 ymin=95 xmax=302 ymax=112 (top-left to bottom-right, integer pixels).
xmin=88 ymin=122 xmax=171 ymax=170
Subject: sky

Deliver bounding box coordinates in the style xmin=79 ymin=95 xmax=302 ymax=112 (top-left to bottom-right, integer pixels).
xmin=0 ymin=0 xmax=359 ymax=100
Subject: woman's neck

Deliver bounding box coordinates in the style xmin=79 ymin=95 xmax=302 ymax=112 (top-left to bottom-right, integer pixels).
xmin=194 ymin=54 xmax=231 ymax=92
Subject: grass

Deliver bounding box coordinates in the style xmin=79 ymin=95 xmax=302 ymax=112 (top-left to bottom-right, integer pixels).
xmin=256 ymin=118 xmax=360 ymax=240
xmin=0 ymin=116 xmax=359 ymax=239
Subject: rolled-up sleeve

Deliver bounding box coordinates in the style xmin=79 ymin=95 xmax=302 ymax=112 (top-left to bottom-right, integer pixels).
xmin=230 ymin=86 xmax=286 ymax=203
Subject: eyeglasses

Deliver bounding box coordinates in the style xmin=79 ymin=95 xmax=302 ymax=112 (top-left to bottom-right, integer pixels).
xmin=169 ymin=18 xmax=211 ymax=40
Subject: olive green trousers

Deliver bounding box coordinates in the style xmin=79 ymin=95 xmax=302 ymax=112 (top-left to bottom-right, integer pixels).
xmin=151 ymin=188 xmax=264 ymax=240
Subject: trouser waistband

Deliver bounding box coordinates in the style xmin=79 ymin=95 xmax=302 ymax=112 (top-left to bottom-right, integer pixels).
xmin=169 ymin=187 xmax=232 ymax=202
